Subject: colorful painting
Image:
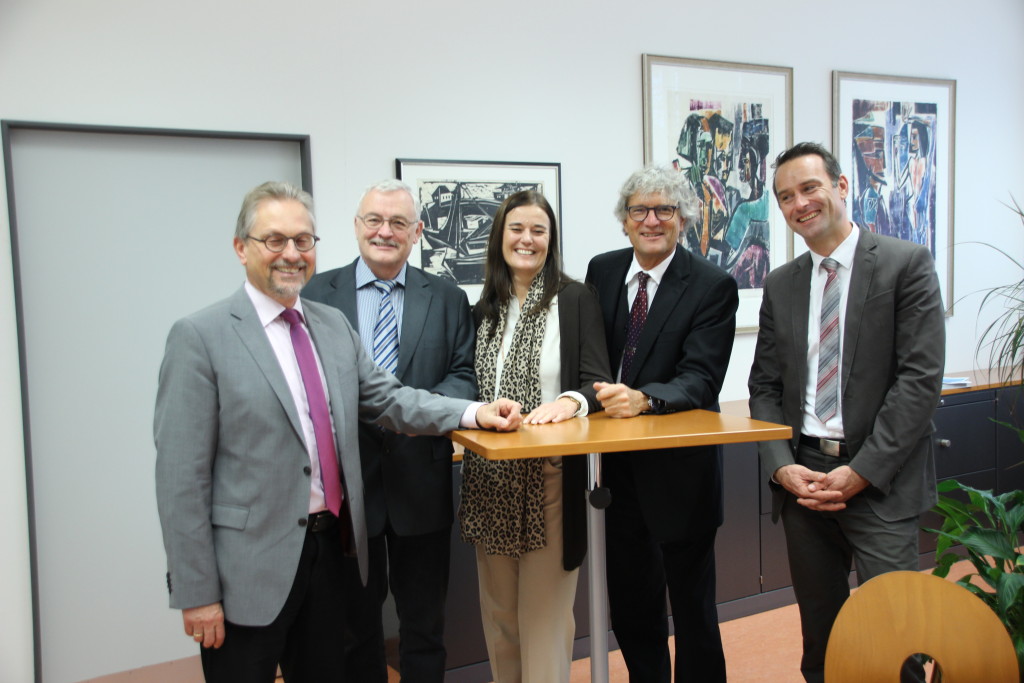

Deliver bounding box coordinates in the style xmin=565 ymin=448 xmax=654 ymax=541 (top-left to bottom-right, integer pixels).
xmin=644 ymin=54 xmax=793 ymax=332
xmin=849 ymin=100 xmax=938 ymax=254
xmin=671 ymin=102 xmax=773 ymax=289
xmin=833 ymin=71 xmax=955 ymax=312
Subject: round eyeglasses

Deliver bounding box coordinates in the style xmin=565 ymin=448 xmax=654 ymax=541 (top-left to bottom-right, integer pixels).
xmin=626 ymin=205 xmax=679 ymax=222
xmin=246 ymin=233 xmax=320 ymax=253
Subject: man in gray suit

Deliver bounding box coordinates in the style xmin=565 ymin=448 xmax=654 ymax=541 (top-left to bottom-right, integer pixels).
xmin=303 ymin=179 xmax=476 ymax=682
xmin=154 ymin=181 xmax=520 ymax=683
xmin=748 ymin=142 xmax=945 ymax=683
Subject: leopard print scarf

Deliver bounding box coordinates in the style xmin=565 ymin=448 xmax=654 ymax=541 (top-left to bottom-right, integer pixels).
xmin=459 ymin=272 xmax=547 ymax=558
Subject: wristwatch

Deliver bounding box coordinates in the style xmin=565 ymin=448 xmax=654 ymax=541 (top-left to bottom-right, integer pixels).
xmin=645 ymin=394 xmax=663 ymax=413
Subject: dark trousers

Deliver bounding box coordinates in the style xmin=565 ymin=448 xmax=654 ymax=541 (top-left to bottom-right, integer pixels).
xmin=605 ymin=464 xmax=726 ymax=683
xmin=200 ymin=523 xmax=347 ymax=683
xmin=342 ymin=524 xmax=452 ymax=683
xmin=782 ymin=445 xmax=923 ymax=683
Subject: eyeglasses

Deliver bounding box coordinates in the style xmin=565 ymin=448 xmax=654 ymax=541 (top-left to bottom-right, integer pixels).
xmin=626 ymin=205 xmax=679 ymax=222
xmin=357 ymin=214 xmax=416 ymax=232
xmin=246 ymin=233 xmax=320 ymax=253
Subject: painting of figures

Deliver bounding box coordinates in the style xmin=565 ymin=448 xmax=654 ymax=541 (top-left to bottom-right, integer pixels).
xmin=644 ymin=54 xmax=792 ymax=331
xmin=850 ymin=100 xmax=938 ymax=255
xmin=396 ymin=159 xmax=561 ymax=298
xmin=833 ymin=71 xmax=955 ymax=310
xmin=415 ymin=180 xmax=539 ymax=285
xmin=672 ymin=103 xmax=773 ymax=289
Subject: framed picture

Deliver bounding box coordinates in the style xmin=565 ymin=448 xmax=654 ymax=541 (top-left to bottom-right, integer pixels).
xmin=643 ymin=54 xmax=793 ymax=332
xmin=396 ymin=158 xmax=561 ymax=302
xmin=833 ymin=71 xmax=956 ymax=312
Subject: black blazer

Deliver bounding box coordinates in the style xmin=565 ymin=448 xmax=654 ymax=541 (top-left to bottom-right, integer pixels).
xmin=586 ymin=246 xmax=739 ymax=542
xmin=303 ymin=259 xmax=477 ymax=536
xmin=473 ymin=280 xmax=612 ymax=570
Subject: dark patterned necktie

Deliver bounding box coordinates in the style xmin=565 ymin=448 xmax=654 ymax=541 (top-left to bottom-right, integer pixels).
xmin=621 ymin=271 xmax=650 ymax=381
xmin=815 ymin=258 xmax=841 ymax=421
xmin=280 ymin=308 xmax=343 ymax=515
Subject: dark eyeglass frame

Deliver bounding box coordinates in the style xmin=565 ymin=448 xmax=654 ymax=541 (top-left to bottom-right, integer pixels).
xmin=626 ymin=204 xmax=679 ymax=221
xmin=356 ymin=214 xmax=416 ymax=232
xmin=246 ymin=233 xmax=320 ymax=253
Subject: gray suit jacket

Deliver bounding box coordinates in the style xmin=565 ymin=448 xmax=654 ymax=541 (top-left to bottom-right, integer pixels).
xmin=154 ymin=286 xmax=471 ymax=626
xmin=748 ymin=228 xmax=945 ymax=523
xmin=303 ymin=260 xmax=477 ymax=536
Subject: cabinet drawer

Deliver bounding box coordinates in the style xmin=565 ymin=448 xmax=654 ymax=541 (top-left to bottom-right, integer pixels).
xmin=933 ymin=401 xmax=996 ymax=478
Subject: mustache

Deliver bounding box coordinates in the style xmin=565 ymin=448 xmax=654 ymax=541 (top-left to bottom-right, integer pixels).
xmin=369 ymin=238 xmax=400 ymax=248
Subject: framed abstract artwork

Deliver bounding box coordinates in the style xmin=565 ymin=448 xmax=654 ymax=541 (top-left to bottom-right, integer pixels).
xmin=833 ymin=71 xmax=956 ymax=311
xmin=643 ymin=54 xmax=793 ymax=332
xmin=396 ymin=158 xmax=561 ymax=303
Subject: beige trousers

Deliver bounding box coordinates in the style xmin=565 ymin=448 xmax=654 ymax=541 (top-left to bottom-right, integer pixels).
xmin=475 ymin=458 xmax=580 ymax=683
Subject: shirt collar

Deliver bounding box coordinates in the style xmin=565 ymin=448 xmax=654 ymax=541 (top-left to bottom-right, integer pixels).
xmin=810 ymin=224 xmax=860 ymax=272
xmin=625 ymin=248 xmax=676 ymax=286
xmin=356 ymin=258 xmax=408 ymax=289
xmin=244 ymin=280 xmax=306 ymax=328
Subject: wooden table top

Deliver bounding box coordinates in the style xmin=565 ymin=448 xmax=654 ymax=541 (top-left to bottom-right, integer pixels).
xmin=451 ymin=409 xmax=791 ymax=461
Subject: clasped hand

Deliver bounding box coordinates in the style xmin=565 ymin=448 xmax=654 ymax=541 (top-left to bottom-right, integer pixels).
xmin=775 ymin=464 xmax=869 ymax=511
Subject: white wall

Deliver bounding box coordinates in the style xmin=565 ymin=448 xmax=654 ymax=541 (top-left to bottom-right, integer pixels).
xmin=2 ymin=0 xmax=1023 ymax=679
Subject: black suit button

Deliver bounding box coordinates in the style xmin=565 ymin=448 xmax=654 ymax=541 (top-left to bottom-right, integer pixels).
xmin=298 ymin=517 xmax=308 ymax=527
xmin=303 ymin=466 xmax=312 ymax=475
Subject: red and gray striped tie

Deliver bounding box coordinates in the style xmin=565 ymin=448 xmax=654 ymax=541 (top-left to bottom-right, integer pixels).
xmin=815 ymin=258 xmax=841 ymax=421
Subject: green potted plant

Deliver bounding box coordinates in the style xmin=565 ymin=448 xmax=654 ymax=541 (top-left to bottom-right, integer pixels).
xmin=929 ymin=480 xmax=1024 ymax=667
xmin=927 ymin=196 xmax=1024 ymax=675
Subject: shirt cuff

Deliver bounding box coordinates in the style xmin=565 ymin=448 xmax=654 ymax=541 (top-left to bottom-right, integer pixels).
xmin=460 ymin=402 xmax=485 ymax=429
xmin=556 ymin=390 xmax=589 ymax=417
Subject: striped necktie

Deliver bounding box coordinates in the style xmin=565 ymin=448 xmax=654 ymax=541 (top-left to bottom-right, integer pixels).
xmin=815 ymin=258 xmax=841 ymax=421
xmin=372 ymin=279 xmax=399 ymax=374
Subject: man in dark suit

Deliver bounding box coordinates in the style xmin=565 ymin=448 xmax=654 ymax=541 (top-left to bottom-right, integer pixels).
xmin=303 ymin=179 xmax=476 ymax=682
xmin=586 ymin=165 xmax=739 ymax=683
xmin=748 ymin=142 xmax=945 ymax=683
xmin=154 ymin=181 xmax=519 ymax=683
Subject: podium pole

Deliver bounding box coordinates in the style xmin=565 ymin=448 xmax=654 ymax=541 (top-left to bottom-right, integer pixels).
xmin=586 ymin=451 xmax=609 ymax=683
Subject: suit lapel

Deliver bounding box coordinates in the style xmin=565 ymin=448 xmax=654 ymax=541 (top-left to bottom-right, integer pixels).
xmin=330 ymin=262 xmax=360 ymax=332
xmin=229 ymin=289 xmax=305 ymax=441
xmin=304 ymin=304 xmax=348 ymax=430
xmin=788 ymin=254 xmax=812 ymax=395
xmin=626 ymin=247 xmax=689 ymax=384
xmin=601 ymin=252 xmax=631 ymax=369
xmin=397 ymin=268 xmax=430 ymax=380
xmin=842 ymin=229 xmax=876 ymax=389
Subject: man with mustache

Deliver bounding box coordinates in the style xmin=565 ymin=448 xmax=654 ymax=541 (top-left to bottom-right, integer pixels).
xmin=155 ymin=181 xmax=518 ymax=682
xmin=303 ymin=179 xmax=477 ymax=682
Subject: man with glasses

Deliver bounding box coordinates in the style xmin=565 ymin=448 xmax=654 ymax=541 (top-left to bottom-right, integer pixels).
xmin=155 ymin=181 xmax=518 ymax=683
xmin=585 ymin=166 xmax=738 ymax=682
xmin=304 ymin=179 xmax=476 ymax=682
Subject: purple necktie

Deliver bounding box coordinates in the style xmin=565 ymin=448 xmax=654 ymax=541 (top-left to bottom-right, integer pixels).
xmin=621 ymin=271 xmax=650 ymax=381
xmin=280 ymin=308 xmax=343 ymax=516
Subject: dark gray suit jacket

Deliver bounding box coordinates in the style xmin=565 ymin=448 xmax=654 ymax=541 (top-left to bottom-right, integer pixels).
xmin=748 ymin=228 xmax=946 ymax=523
xmin=303 ymin=260 xmax=477 ymax=537
xmin=154 ymin=286 xmax=471 ymax=625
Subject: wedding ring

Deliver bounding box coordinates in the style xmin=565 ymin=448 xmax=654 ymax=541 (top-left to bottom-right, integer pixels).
xmin=193 ymin=633 xmax=203 ymax=639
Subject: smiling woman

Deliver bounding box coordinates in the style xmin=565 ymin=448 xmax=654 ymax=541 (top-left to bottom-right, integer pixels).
xmin=459 ymin=189 xmax=612 ymax=683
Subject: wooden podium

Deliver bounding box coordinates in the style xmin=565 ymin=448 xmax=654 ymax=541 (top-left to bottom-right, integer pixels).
xmin=451 ymin=409 xmax=791 ymax=683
